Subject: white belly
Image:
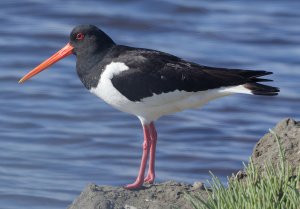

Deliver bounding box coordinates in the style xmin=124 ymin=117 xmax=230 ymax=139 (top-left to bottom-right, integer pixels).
xmin=90 ymin=62 xmax=251 ymax=124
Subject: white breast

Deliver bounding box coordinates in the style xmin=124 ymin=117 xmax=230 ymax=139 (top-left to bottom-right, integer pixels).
xmin=90 ymin=62 xmax=134 ymax=112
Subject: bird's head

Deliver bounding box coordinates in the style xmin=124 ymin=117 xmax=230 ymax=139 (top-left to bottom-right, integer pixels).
xmin=70 ymin=25 xmax=115 ymax=56
xmin=19 ymin=25 xmax=114 ymax=83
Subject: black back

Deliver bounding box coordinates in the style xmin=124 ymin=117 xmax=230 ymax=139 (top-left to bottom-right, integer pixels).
xmin=108 ymin=46 xmax=276 ymax=101
xmin=70 ymin=25 xmax=278 ymax=101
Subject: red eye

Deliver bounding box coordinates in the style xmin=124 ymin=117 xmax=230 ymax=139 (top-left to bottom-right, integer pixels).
xmin=76 ymin=33 xmax=84 ymax=40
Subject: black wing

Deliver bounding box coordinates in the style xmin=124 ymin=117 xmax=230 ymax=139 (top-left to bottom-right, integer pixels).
xmin=110 ymin=46 xmax=278 ymax=101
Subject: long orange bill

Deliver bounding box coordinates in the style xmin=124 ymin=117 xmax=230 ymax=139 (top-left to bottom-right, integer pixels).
xmin=19 ymin=43 xmax=74 ymax=83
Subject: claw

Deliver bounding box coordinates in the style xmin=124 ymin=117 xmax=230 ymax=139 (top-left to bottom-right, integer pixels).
xmin=124 ymin=179 xmax=144 ymax=189
xmin=144 ymin=174 xmax=155 ymax=184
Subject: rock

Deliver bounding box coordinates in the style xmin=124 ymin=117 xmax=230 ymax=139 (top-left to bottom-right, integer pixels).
xmin=68 ymin=118 xmax=300 ymax=209
xmin=234 ymin=170 xmax=247 ymax=181
xmin=192 ymin=181 xmax=205 ymax=190
xmin=67 ymin=181 xmax=208 ymax=209
xmin=252 ymin=118 xmax=300 ymax=175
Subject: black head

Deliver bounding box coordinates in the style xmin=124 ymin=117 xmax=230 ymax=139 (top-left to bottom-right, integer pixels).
xmin=69 ymin=25 xmax=115 ymax=56
xmin=19 ymin=25 xmax=115 ymax=83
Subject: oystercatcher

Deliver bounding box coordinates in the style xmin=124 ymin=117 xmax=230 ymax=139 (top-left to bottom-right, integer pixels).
xmin=19 ymin=25 xmax=279 ymax=189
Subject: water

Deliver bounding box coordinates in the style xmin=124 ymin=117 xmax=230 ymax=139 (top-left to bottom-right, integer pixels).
xmin=1 ymin=0 xmax=300 ymax=208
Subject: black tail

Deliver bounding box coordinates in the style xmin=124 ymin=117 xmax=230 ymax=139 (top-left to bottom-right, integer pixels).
xmin=241 ymin=71 xmax=279 ymax=96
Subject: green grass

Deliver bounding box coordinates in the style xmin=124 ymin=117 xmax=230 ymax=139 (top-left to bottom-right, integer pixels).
xmin=188 ymin=130 xmax=300 ymax=209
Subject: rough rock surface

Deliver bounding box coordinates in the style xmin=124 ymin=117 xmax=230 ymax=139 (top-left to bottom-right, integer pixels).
xmin=252 ymin=118 xmax=300 ymax=174
xmin=67 ymin=181 xmax=208 ymax=209
xmin=68 ymin=118 xmax=300 ymax=209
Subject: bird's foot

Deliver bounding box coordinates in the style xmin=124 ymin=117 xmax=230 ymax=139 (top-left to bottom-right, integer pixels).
xmin=124 ymin=179 xmax=144 ymax=190
xmin=144 ymin=173 xmax=155 ymax=184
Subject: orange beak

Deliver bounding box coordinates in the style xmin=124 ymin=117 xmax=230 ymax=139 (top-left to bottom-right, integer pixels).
xmin=19 ymin=43 xmax=74 ymax=83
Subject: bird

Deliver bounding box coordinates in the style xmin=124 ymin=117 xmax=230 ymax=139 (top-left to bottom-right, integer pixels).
xmin=19 ymin=24 xmax=279 ymax=189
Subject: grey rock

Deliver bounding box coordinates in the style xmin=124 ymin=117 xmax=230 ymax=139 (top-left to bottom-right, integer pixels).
xmin=68 ymin=118 xmax=300 ymax=209
xmin=67 ymin=181 xmax=208 ymax=209
xmin=252 ymin=118 xmax=300 ymax=175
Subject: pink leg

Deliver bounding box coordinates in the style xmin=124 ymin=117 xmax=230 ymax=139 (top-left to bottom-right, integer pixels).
xmin=144 ymin=122 xmax=157 ymax=184
xmin=125 ymin=124 xmax=151 ymax=189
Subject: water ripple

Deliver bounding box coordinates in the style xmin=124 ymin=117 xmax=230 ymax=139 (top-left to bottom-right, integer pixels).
xmin=0 ymin=0 xmax=299 ymax=208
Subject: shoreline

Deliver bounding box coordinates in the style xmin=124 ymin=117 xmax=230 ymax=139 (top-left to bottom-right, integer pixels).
xmin=67 ymin=118 xmax=300 ymax=209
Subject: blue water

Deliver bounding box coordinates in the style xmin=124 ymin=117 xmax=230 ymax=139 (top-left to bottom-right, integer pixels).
xmin=1 ymin=0 xmax=300 ymax=208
